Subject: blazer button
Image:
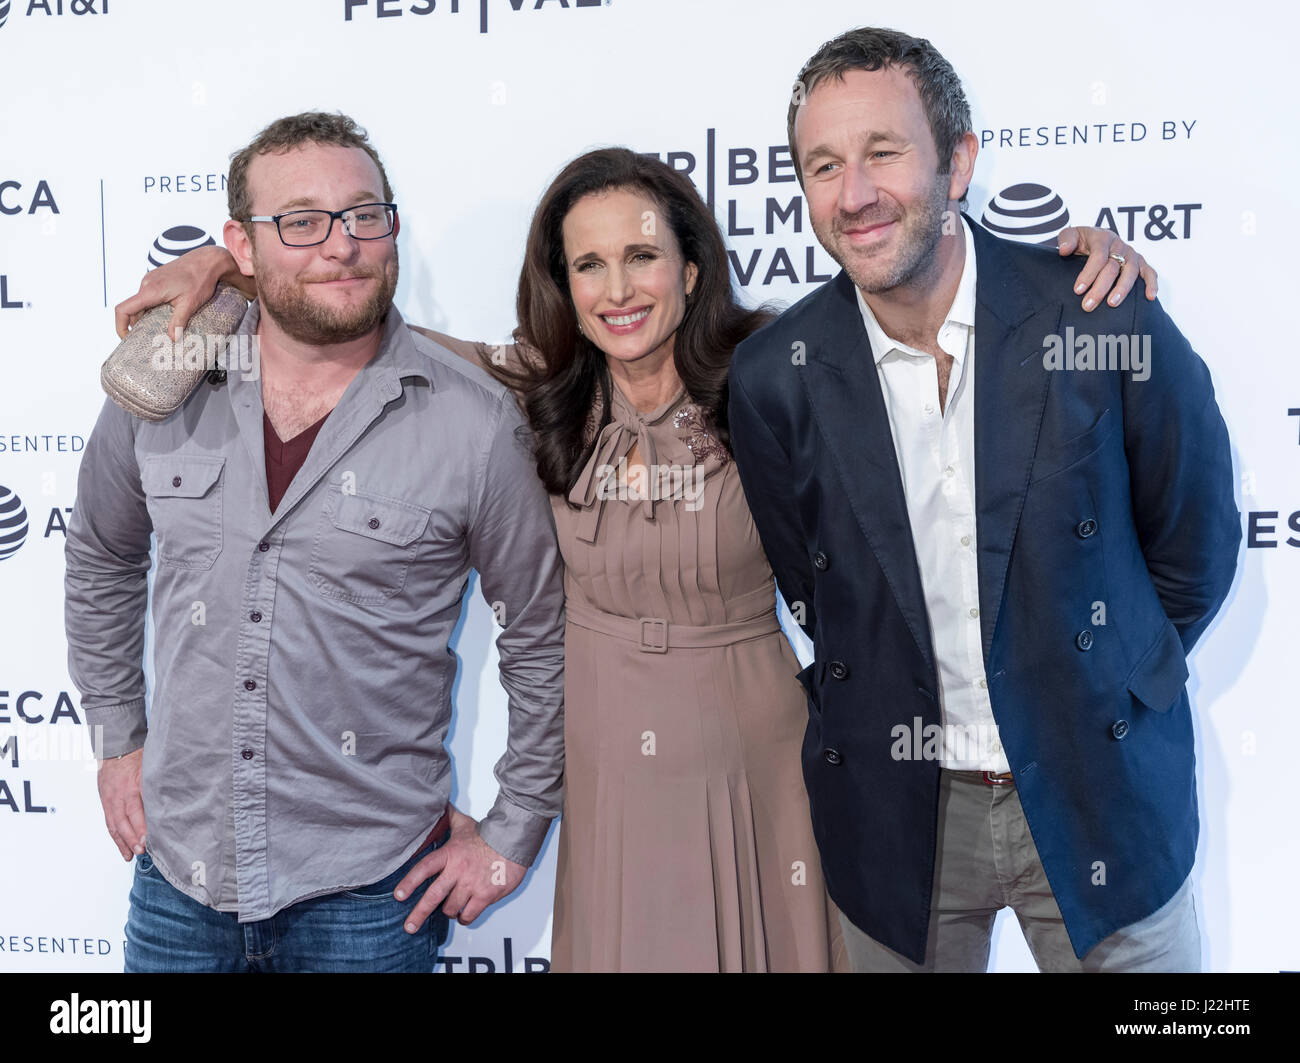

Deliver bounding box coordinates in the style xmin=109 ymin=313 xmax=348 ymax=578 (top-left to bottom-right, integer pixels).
xmin=1076 ymin=518 xmax=1098 ymax=538
xmin=813 ymin=550 xmax=830 ymax=571
xmin=823 ymin=748 xmax=842 ymax=765
xmin=1075 ymin=630 xmax=1094 ymax=651
xmin=829 ymin=660 xmax=849 ymax=680
xmin=1111 ymin=720 xmax=1130 ymax=740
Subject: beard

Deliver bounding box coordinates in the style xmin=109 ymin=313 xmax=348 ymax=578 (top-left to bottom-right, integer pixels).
xmin=813 ymin=172 xmax=951 ymax=295
xmin=254 ymin=241 xmax=399 ymax=345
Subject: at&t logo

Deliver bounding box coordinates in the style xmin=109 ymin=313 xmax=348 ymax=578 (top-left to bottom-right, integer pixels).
xmin=148 ymin=224 xmax=216 ymax=270
xmin=0 ymin=485 xmax=28 ymax=561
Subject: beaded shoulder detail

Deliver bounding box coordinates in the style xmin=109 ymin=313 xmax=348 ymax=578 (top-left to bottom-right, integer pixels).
xmin=672 ymin=402 xmax=729 ymax=465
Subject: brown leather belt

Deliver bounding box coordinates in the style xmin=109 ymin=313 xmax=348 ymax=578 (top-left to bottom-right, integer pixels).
xmin=418 ymin=807 xmax=452 ymax=850
xmin=946 ymin=769 xmax=1016 ymax=787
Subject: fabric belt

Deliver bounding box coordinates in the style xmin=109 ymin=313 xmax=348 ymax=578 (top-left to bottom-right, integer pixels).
xmin=565 ymin=596 xmax=781 ymax=653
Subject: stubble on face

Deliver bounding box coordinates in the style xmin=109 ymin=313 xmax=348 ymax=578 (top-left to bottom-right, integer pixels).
xmin=253 ymin=234 xmax=399 ymax=345
xmin=811 ymin=169 xmax=951 ymax=296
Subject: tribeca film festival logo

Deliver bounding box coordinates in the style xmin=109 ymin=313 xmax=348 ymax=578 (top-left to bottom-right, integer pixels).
xmin=649 ymin=129 xmax=836 ymax=288
xmin=1243 ymin=408 xmax=1300 ymax=551
xmin=1 ymin=176 xmax=59 ymax=310
xmin=981 ymin=182 xmax=1201 ymax=246
xmin=0 ymin=0 xmax=109 ymax=32
xmin=342 ymin=0 xmax=603 ymax=35
xmin=2 ymin=684 xmax=99 ymax=816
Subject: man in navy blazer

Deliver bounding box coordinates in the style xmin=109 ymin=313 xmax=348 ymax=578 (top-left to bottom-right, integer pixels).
xmin=728 ymin=27 xmax=1239 ymax=970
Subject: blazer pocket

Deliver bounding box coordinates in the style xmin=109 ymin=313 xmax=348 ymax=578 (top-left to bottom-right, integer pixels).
xmin=309 ymin=488 xmax=432 ymax=605
xmin=1126 ymin=618 xmax=1189 ymax=713
xmin=1029 ymin=407 xmax=1115 ymax=484
xmin=140 ymin=454 xmax=225 ymax=570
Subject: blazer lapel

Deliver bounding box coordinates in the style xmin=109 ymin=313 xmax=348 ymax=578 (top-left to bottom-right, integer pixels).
xmin=968 ymin=219 xmax=1060 ymax=665
xmin=801 ymin=270 xmax=936 ymax=675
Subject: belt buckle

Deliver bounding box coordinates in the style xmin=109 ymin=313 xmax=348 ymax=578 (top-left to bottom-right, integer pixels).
xmin=638 ymin=617 xmax=669 ymax=653
xmin=982 ymin=771 xmax=1014 ymax=787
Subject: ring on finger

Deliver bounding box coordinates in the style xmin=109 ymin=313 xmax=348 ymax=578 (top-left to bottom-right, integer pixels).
xmin=1109 ymin=252 xmax=1127 ymax=266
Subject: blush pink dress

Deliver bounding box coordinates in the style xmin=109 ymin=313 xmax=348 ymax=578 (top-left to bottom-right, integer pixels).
xmin=423 ymin=329 xmax=846 ymax=972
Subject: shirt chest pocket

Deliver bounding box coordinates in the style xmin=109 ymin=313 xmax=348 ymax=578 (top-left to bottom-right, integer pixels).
xmin=140 ymin=455 xmax=225 ymax=570
xmin=308 ymin=487 xmax=432 ymax=604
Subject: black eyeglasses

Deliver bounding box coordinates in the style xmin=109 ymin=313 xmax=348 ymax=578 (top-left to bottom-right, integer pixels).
xmin=245 ymin=202 xmax=397 ymax=247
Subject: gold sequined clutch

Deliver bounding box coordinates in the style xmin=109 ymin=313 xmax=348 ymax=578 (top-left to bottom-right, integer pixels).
xmin=99 ymin=284 xmax=249 ymax=421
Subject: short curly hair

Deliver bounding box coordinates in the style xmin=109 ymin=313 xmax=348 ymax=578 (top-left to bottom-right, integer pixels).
xmin=227 ymin=111 xmax=394 ymax=223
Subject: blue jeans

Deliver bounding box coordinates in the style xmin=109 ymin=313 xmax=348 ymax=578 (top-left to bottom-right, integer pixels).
xmin=124 ymin=830 xmax=450 ymax=973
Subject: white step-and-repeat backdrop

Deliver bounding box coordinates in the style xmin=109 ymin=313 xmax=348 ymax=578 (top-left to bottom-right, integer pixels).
xmin=0 ymin=0 xmax=1294 ymax=972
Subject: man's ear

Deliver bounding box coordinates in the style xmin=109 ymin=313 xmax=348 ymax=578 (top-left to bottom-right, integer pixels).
xmin=392 ymin=212 xmax=401 ymax=240
xmin=223 ymin=218 xmax=257 ymax=278
xmin=946 ymin=131 xmax=978 ymax=204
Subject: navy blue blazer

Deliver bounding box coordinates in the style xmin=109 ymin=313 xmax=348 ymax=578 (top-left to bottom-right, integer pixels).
xmin=727 ymin=216 xmax=1240 ymax=962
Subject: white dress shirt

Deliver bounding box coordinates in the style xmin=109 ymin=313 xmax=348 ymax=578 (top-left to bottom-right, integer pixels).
xmin=854 ymin=221 xmax=1009 ymax=772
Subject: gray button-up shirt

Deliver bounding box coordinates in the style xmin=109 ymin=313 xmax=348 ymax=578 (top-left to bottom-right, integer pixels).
xmin=64 ymin=302 xmax=566 ymax=922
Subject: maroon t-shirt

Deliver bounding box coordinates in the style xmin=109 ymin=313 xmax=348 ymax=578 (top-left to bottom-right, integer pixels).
xmin=264 ymin=412 xmax=328 ymax=513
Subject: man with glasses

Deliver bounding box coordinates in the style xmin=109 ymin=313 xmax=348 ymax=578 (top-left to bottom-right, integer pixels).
xmin=64 ymin=112 xmax=567 ymax=972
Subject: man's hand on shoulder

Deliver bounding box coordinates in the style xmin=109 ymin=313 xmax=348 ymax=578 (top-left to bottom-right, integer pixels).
xmin=97 ymin=747 xmax=147 ymax=861
xmin=393 ymin=803 xmax=527 ymax=931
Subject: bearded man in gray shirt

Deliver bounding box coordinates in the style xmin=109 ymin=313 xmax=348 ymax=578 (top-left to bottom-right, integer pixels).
xmin=63 ymin=112 xmax=566 ymax=973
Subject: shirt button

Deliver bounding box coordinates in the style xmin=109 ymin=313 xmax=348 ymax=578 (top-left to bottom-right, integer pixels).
xmin=1076 ymin=518 xmax=1099 ymax=539
xmin=823 ymin=748 xmax=843 ymax=766
xmin=171 ymin=476 xmax=182 ymax=487
xmin=1111 ymin=720 xmax=1130 ymax=740
xmin=969 ymin=607 xmax=979 ymax=619
xmin=249 ymin=611 xmax=262 ymax=623
xmin=1075 ymin=630 xmax=1094 ymax=651
xmin=813 ymin=550 xmax=830 ymax=571
xmin=828 ymin=660 xmax=849 ymax=680
xmin=944 ymin=466 xmax=955 ymax=478
xmin=978 ymin=678 xmax=988 ymax=689
xmin=244 ymin=679 xmax=257 ymax=691
xmin=241 ymin=748 xmax=255 ymax=760
xmin=924 ymin=403 xmax=935 ymax=415
xmin=257 ymin=541 xmax=270 ymax=552
xmin=368 ymin=517 xmax=381 ymax=530
xmin=960 ymin=535 xmax=971 ymax=547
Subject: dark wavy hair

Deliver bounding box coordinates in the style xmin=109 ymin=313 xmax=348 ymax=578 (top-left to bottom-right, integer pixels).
xmin=490 ymin=148 xmax=775 ymax=498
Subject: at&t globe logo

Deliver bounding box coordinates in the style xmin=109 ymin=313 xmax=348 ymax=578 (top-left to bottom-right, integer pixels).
xmin=148 ymin=224 xmax=215 ymax=269
xmin=0 ymin=485 xmax=29 ymax=561
xmin=981 ymin=183 xmax=1070 ymax=246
